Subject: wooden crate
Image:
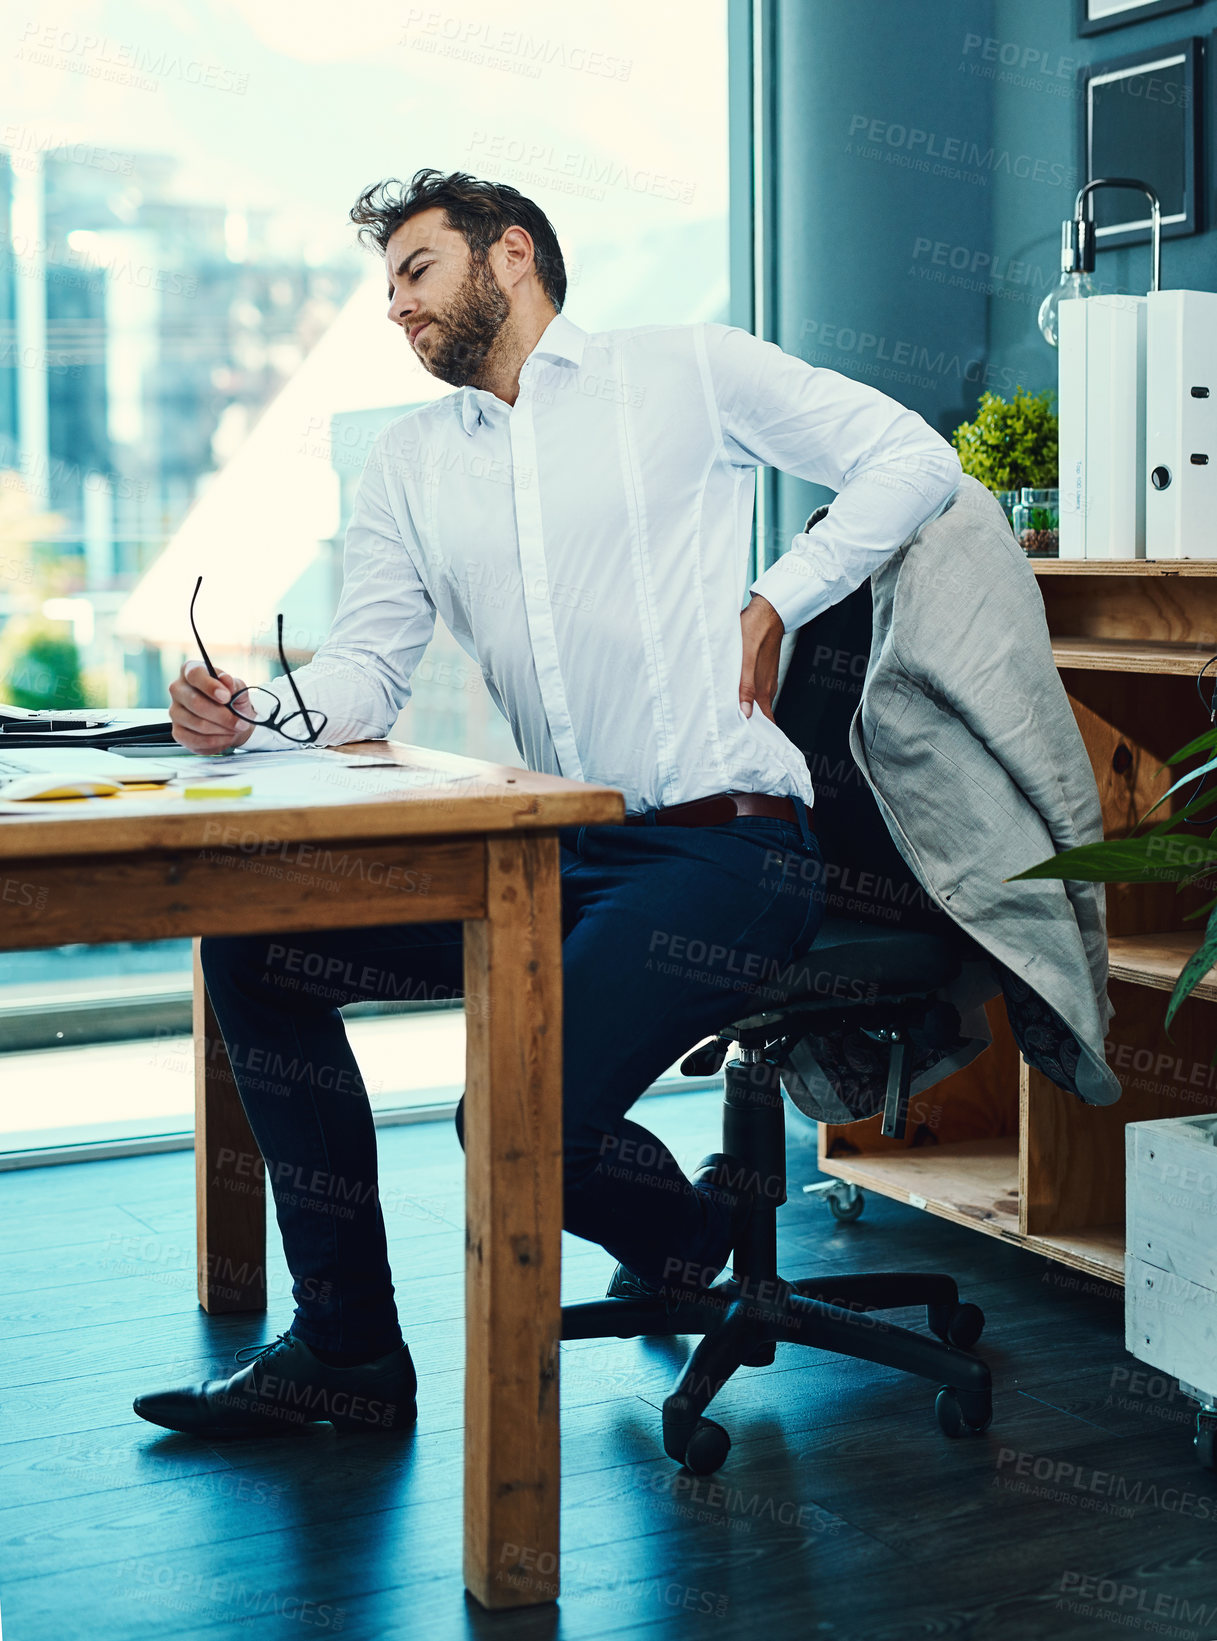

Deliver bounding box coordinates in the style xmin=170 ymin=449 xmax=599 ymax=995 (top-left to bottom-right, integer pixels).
xmin=1126 ymin=1115 xmax=1217 ymax=1396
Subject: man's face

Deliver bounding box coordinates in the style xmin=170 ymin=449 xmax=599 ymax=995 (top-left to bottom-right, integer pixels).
xmin=385 ymin=206 xmax=509 ymax=388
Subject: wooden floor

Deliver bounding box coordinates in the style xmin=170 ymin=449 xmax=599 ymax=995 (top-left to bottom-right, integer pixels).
xmin=3 ymin=1089 xmax=1216 ymax=1641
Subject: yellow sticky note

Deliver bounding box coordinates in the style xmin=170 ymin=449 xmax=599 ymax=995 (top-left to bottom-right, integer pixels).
xmin=183 ymin=784 xmax=253 ymax=800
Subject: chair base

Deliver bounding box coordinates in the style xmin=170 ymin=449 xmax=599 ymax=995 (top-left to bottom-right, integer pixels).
xmin=562 ymin=1267 xmax=992 ymax=1473
xmin=560 ymin=1052 xmax=994 ymax=1475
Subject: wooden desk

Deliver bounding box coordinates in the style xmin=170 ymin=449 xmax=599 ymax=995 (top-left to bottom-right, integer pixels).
xmin=0 ymin=742 xmax=623 ymax=1609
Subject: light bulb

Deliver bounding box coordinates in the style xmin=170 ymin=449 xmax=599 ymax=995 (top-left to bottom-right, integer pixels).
xmin=1038 ymin=270 xmax=1098 ymax=349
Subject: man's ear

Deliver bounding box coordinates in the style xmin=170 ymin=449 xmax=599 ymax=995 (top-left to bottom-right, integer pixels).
xmin=496 ymin=225 xmax=537 ymax=289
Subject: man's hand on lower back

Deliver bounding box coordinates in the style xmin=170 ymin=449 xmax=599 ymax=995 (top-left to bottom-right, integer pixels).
xmin=739 ymin=594 xmax=784 ymax=722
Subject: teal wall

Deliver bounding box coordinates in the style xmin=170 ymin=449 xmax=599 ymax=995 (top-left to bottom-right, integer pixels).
xmin=989 ymin=0 xmax=1217 ymax=396
xmin=734 ymin=0 xmax=1217 ymax=548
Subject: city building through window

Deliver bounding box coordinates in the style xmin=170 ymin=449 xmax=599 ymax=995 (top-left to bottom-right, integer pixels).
xmin=0 ymin=0 xmax=729 ymax=1158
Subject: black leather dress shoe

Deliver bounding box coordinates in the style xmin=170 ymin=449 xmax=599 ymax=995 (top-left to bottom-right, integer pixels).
xmin=133 ymin=1333 xmax=417 ymax=1438
xmin=605 ymin=1153 xmax=753 ymax=1300
xmin=605 ymin=1263 xmax=666 ymax=1301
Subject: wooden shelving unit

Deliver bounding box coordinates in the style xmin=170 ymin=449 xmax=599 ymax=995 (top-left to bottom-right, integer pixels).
xmin=816 ymin=557 xmax=1217 ymax=1284
xmin=1031 ymin=560 xmax=1217 ymax=576
xmin=1108 ymin=931 xmax=1217 ymax=1004
xmin=1049 ymin=636 xmax=1212 ymax=676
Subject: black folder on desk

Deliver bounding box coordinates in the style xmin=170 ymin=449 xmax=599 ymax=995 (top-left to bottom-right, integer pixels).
xmin=0 ymin=707 xmax=175 ymax=749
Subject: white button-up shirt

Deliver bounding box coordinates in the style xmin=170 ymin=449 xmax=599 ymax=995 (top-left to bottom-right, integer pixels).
xmin=252 ymin=313 xmax=961 ymax=812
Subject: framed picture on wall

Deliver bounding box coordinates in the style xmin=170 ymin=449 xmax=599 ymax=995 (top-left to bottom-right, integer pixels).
xmin=1078 ymin=36 xmax=1203 ymax=246
xmin=1077 ymin=0 xmax=1200 ymax=36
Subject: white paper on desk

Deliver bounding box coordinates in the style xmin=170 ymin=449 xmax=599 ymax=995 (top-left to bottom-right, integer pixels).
xmin=232 ymin=748 xmax=402 ymax=770
xmin=0 ymin=763 xmax=486 ymax=815
xmin=0 ymin=747 xmax=178 ymax=785
xmin=190 ymin=745 xmax=489 ymax=793
xmin=220 ymin=762 xmax=486 ymax=805
xmin=161 ymin=748 xmax=401 ymax=776
xmin=0 ymin=743 xmax=495 ymax=814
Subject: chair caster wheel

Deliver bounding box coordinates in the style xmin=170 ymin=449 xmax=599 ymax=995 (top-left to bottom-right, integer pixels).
xmin=1195 ymin=1411 xmax=1217 ymax=1471
xmin=683 ymin=1418 xmax=731 ymax=1476
xmin=928 ymin=1301 xmax=985 ymax=1349
xmin=827 ymin=1183 xmax=864 ymax=1223
xmin=935 ymin=1386 xmax=992 ymax=1437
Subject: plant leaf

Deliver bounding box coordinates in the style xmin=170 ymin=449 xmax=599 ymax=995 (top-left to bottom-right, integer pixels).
xmin=1181 ymin=860 xmax=1217 ymax=892
xmin=1166 ymin=904 xmax=1217 ymax=1033
xmin=1165 ymin=724 xmax=1217 ymax=766
xmin=1009 ymin=836 xmax=1217 ymax=884
xmin=1144 ymin=754 xmax=1217 ymax=822
xmin=1154 ymin=788 xmax=1217 ymax=828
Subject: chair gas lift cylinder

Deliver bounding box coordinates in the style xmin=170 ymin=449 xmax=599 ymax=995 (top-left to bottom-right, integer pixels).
xmin=560 ymin=916 xmax=993 ymax=1474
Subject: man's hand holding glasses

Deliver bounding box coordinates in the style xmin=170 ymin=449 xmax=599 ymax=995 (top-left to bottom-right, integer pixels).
xmin=169 ymin=660 xmax=258 ymax=754
xmin=168 ymin=577 xmax=327 ymax=754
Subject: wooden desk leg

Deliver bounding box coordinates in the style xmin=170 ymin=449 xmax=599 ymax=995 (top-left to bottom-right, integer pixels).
xmin=193 ymin=941 xmax=266 ymax=1313
xmin=462 ymin=834 xmax=564 ymax=1609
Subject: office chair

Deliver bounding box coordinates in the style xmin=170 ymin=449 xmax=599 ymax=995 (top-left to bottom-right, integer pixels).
xmin=560 ymin=572 xmax=995 ymax=1476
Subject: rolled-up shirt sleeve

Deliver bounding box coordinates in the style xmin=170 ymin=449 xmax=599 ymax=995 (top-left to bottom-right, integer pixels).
xmin=244 ymin=429 xmax=436 ymax=749
xmin=705 ymin=324 xmax=961 ymax=632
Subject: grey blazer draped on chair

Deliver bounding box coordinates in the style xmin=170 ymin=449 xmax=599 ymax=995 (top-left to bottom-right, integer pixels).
xmin=780 ymin=473 xmax=1122 ymax=1124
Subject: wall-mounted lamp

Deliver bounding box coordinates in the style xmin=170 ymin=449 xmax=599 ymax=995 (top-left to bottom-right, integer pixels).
xmin=1038 ymin=177 xmax=1162 ymax=348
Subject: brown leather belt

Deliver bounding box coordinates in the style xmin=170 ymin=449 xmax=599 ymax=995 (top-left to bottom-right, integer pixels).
xmin=621 ymin=792 xmax=811 ymax=829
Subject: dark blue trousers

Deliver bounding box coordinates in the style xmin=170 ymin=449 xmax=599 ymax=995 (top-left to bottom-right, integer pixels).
xmin=200 ymin=809 xmax=824 ymax=1359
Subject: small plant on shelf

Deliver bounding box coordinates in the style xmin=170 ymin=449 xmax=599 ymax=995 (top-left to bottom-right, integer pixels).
xmin=951 ymin=386 xmax=1059 ymax=493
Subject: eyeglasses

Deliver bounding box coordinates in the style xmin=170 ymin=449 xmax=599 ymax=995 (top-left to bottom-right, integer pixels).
xmin=189 ymin=576 xmax=327 ymax=746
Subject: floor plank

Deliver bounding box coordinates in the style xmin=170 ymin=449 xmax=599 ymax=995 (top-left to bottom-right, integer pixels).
xmin=3 ymin=1091 xmax=1216 ymax=1640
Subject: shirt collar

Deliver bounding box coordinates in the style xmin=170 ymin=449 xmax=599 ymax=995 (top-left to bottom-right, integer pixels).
xmin=529 ymin=310 xmax=586 ymax=369
xmin=458 ymin=311 xmax=587 ymax=435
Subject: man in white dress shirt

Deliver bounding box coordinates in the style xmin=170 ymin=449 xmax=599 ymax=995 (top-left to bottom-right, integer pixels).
xmin=136 ymin=170 xmax=960 ymax=1437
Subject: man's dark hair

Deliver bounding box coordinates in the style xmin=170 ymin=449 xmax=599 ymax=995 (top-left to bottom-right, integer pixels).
xmin=350 ymin=169 xmax=566 ymax=311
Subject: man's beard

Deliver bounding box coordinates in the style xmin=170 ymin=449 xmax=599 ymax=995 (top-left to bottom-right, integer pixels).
xmin=416 ymin=257 xmax=510 ymax=387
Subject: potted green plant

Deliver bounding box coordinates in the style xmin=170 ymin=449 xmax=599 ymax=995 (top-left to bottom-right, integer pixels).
xmin=951 ymin=387 xmax=1060 ymax=552
xmin=952 ymin=386 xmax=1059 ymax=491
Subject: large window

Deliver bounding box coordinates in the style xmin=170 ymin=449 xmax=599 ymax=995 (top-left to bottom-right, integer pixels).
xmin=0 ymin=0 xmax=730 ymax=1158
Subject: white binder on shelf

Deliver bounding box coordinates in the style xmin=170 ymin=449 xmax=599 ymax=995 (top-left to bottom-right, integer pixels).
xmin=1057 ymin=295 xmax=1146 ymax=560
xmin=1146 ymin=289 xmax=1217 ymax=560
xmin=1058 ymin=298 xmax=1087 ymax=558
